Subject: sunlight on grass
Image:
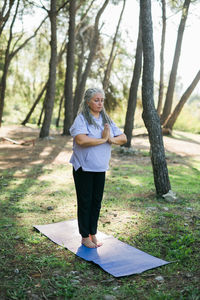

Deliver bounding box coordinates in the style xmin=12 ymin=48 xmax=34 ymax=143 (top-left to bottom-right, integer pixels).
xmin=1 ymin=134 xmax=200 ymax=299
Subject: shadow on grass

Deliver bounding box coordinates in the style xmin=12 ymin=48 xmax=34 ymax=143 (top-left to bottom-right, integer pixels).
xmin=0 ymin=126 xmax=200 ymax=299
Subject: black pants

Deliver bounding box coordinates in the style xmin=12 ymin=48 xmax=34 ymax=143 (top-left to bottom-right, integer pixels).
xmin=73 ymin=167 xmax=105 ymax=238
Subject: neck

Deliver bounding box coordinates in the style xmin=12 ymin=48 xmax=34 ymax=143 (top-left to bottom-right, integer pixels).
xmin=90 ymin=111 xmax=100 ymax=118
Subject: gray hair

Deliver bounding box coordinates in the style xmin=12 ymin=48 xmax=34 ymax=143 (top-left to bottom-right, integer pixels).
xmin=78 ymin=87 xmax=112 ymax=128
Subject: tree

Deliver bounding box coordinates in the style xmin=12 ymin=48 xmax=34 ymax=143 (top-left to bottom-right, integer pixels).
xmin=21 ymin=81 xmax=48 ymax=126
xmin=0 ymin=0 xmax=15 ymax=36
xmin=63 ymin=0 xmax=76 ymax=135
xmin=21 ymin=34 xmax=67 ymax=126
xmin=163 ymin=69 xmax=200 ymax=132
xmin=73 ymin=0 xmax=109 ymax=117
xmin=102 ymin=0 xmax=126 ymax=93
xmin=140 ymin=0 xmax=171 ymax=195
xmin=123 ymin=12 xmax=142 ymax=148
xmin=0 ymin=0 xmax=47 ymax=127
xmin=157 ymin=0 xmax=166 ymax=116
xmin=160 ymin=0 xmax=191 ymax=125
xmin=39 ymin=0 xmax=57 ymax=138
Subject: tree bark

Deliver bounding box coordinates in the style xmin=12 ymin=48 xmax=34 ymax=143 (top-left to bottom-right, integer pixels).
xmin=73 ymin=0 xmax=109 ymax=117
xmin=160 ymin=0 xmax=191 ymax=124
xmin=40 ymin=0 xmax=57 ymax=138
xmin=157 ymin=0 xmax=166 ymax=116
xmin=63 ymin=0 xmax=76 ymax=135
xmin=163 ymin=69 xmax=200 ymax=131
xmin=140 ymin=0 xmax=171 ymax=196
xmin=123 ymin=12 xmax=142 ymax=148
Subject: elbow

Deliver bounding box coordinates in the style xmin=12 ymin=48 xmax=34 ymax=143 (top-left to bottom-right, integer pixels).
xmin=75 ymin=136 xmax=85 ymax=147
xmin=121 ymin=134 xmax=127 ymax=145
xmin=76 ymin=140 xmax=86 ymax=147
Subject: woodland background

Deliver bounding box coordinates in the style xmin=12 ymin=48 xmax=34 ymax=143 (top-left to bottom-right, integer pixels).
xmin=0 ymin=0 xmax=200 ymax=137
xmin=0 ymin=1 xmax=200 ymax=299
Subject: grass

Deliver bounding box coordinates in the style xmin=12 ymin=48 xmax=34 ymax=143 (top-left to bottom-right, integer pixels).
xmin=0 ymin=133 xmax=200 ymax=299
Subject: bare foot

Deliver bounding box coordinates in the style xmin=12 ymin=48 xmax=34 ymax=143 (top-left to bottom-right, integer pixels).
xmin=82 ymin=237 xmax=97 ymax=248
xmin=90 ymin=235 xmax=103 ymax=247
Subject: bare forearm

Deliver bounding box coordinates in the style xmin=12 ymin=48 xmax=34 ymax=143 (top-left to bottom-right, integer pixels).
xmin=75 ymin=135 xmax=107 ymax=147
xmin=109 ymin=134 xmax=127 ymax=145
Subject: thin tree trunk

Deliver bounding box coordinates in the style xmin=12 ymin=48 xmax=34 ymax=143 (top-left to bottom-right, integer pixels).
xmin=157 ymin=0 xmax=166 ymax=116
xmin=73 ymin=0 xmax=109 ymax=117
xmin=160 ymin=0 xmax=191 ymax=124
xmin=63 ymin=0 xmax=76 ymax=135
xmin=56 ymin=94 xmax=64 ymax=128
xmin=103 ymin=0 xmax=126 ymax=93
xmin=123 ymin=13 xmax=142 ymax=148
xmin=38 ymin=101 xmax=45 ymax=126
xmin=40 ymin=0 xmax=57 ymax=138
xmin=140 ymin=0 xmax=171 ymax=196
xmin=21 ymin=37 xmax=67 ymax=126
xmin=0 ymin=9 xmax=47 ymax=127
xmin=0 ymin=0 xmax=20 ymax=127
xmin=163 ymin=70 xmax=200 ymax=131
xmin=0 ymin=0 xmax=15 ymax=36
xmin=124 ymin=12 xmax=142 ymax=147
xmin=21 ymin=81 xmax=48 ymax=125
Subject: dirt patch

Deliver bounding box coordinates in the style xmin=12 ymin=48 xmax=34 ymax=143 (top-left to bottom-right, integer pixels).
xmin=0 ymin=125 xmax=200 ymax=170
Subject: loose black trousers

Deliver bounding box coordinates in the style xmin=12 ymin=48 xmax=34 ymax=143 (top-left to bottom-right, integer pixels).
xmin=73 ymin=167 xmax=105 ymax=238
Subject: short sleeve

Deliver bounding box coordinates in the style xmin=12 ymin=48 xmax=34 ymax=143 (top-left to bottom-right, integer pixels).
xmin=110 ymin=120 xmax=123 ymax=137
xmin=69 ymin=114 xmax=89 ymax=137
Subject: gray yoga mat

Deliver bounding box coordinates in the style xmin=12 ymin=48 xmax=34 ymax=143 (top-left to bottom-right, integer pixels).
xmin=34 ymin=219 xmax=170 ymax=277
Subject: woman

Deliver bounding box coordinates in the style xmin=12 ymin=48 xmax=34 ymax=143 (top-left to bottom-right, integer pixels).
xmin=69 ymin=87 xmax=127 ymax=248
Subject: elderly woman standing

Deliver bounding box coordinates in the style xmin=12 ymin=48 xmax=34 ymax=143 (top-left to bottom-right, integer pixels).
xmin=69 ymin=88 xmax=127 ymax=248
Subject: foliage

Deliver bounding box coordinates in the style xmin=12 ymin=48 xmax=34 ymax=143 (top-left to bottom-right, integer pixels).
xmin=173 ymin=102 xmax=200 ymax=133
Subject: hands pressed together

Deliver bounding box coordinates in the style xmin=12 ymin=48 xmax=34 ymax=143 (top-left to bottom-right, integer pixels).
xmin=75 ymin=123 xmax=127 ymax=147
xmin=102 ymin=123 xmax=127 ymax=145
xmin=102 ymin=123 xmax=112 ymax=144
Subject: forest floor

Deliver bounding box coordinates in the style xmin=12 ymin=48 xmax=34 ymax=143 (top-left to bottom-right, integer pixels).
xmin=0 ymin=125 xmax=200 ymax=300
xmin=0 ymin=125 xmax=200 ymax=169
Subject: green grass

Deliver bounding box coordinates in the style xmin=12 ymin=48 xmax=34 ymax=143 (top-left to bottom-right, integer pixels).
xmin=0 ymin=139 xmax=200 ymax=299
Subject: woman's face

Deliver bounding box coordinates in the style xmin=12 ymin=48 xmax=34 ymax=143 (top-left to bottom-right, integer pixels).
xmin=87 ymin=93 xmax=104 ymax=116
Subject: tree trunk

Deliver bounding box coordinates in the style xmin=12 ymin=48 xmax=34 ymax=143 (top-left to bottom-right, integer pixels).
xmin=160 ymin=0 xmax=191 ymax=124
xmin=56 ymin=94 xmax=64 ymax=128
xmin=123 ymin=12 xmax=142 ymax=148
xmin=73 ymin=0 xmax=109 ymax=117
xmin=103 ymin=0 xmax=126 ymax=94
xmin=38 ymin=101 xmax=45 ymax=126
xmin=0 ymin=0 xmax=20 ymax=127
xmin=21 ymin=37 xmax=67 ymax=126
xmin=157 ymin=0 xmax=166 ymax=116
xmin=0 ymin=0 xmax=15 ymax=36
xmin=140 ymin=0 xmax=171 ymax=196
xmin=163 ymin=69 xmax=200 ymax=131
xmin=0 ymin=6 xmax=47 ymax=127
xmin=40 ymin=0 xmax=57 ymax=138
xmin=63 ymin=0 xmax=76 ymax=135
xmin=21 ymin=81 xmax=48 ymax=125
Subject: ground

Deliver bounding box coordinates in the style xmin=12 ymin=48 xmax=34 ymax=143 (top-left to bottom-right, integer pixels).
xmin=0 ymin=125 xmax=200 ymax=300
xmin=1 ymin=125 xmax=200 ymax=169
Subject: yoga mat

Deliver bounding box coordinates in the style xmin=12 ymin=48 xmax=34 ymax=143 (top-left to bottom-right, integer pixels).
xmin=34 ymin=219 xmax=170 ymax=277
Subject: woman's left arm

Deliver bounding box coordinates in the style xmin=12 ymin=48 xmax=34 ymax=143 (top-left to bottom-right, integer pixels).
xmin=108 ymin=133 xmax=127 ymax=145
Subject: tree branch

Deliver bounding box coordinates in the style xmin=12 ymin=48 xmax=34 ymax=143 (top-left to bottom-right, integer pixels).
xmin=10 ymin=15 xmax=48 ymax=59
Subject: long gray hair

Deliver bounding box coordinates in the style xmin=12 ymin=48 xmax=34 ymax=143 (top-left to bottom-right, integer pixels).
xmin=78 ymin=87 xmax=112 ymax=128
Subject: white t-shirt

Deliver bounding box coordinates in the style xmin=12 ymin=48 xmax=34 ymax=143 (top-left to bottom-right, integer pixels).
xmin=69 ymin=113 xmax=122 ymax=172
